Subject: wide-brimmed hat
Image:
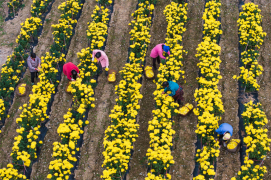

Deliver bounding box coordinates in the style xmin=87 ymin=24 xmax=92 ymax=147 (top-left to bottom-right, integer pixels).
xmin=223 ymin=133 xmax=231 ymax=140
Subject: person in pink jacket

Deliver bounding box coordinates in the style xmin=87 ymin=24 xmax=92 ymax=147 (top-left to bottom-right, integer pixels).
xmin=92 ymin=50 xmax=109 ymax=81
xmin=150 ymin=43 xmax=170 ymax=70
xmin=63 ymin=62 xmax=80 ymax=81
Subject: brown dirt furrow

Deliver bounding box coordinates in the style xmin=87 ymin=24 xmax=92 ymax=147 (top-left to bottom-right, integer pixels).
xmin=215 ymin=0 xmax=241 ymax=179
xmin=29 ymin=0 xmax=99 ymax=179
xmin=254 ymin=0 xmax=271 ymax=179
xmin=0 ymin=0 xmax=33 ymax=67
xmin=0 ymin=0 xmax=64 ymax=170
xmin=169 ymin=0 xmax=204 ymax=179
xmin=33 ymin=0 xmax=67 ymax=58
xmin=72 ymin=0 xmax=138 ymax=179
xmin=127 ymin=0 xmax=168 ymax=179
xmin=0 ymin=73 xmax=31 ymax=168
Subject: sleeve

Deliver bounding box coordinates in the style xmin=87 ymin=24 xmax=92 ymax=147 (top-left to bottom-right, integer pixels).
xmin=164 ymin=87 xmax=168 ymax=93
xmin=169 ymin=87 xmax=176 ymax=96
xmin=37 ymin=57 xmax=41 ymax=65
xmin=67 ymin=76 xmax=72 ymax=80
xmin=158 ymin=45 xmax=166 ymax=59
xmin=27 ymin=57 xmax=36 ymax=71
xmin=63 ymin=66 xmax=67 ymax=76
xmin=104 ymin=53 xmax=109 ymax=67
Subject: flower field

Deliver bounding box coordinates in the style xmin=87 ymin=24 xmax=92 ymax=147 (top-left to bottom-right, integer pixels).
xmin=1 ymin=0 xmax=271 ymax=179
xmin=231 ymin=3 xmax=271 ymax=180
xmin=101 ymin=0 xmax=156 ymax=179
xmin=145 ymin=2 xmax=187 ymax=180
xmin=231 ymin=102 xmax=270 ymax=180
xmin=193 ymin=0 xmax=224 ymax=179
xmin=47 ymin=2 xmax=112 ymax=179
xmin=233 ymin=3 xmax=266 ymax=92
xmin=0 ymin=0 xmax=54 ymax=132
xmin=0 ymin=0 xmax=83 ymax=177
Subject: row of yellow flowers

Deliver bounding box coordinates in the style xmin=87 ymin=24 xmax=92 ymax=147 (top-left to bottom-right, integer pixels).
xmin=233 ymin=3 xmax=266 ymax=92
xmin=8 ymin=0 xmax=54 ymax=18
xmin=47 ymin=4 xmax=111 ymax=180
xmin=0 ymin=0 xmax=83 ymax=178
xmin=231 ymin=3 xmax=270 ymax=180
xmin=231 ymin=102 xmax=270 ymax=179
xmin=0 ymin=0 xmax=54 ymax=131
xmin=193 ymin=0 xmax=224 ymax=179
xmin=145 ymin=2 xmax=187 ymax=180
xmin=101 ymin=1 xmax=156 ymax=179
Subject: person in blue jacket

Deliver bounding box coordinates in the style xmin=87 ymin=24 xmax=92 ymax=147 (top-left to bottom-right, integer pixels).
xmin=215 ymin=123 xmax=233 ymax=147
xmin=162 ymin=81 xmax=184 ymax=105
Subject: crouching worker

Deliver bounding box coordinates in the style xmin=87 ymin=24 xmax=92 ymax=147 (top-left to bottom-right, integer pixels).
xmin=162 ymin=81 xmax=184 ymax=105
xmin=215 ymin=123 xmax=233 ymax=148
xmin=63 ymin=62 xmax=80 ymax=81
xmin=92 ymin=50 xmax=109 ymax=81
xmin=27 ymin=52 xmax=41 ymax=85
xmin=150 ymin=44 xmax=170 ymax=70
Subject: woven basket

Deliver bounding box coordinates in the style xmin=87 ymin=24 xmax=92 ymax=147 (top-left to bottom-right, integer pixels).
xmin=145 ymin=65 xmax=155 ymax=80
xmin=227 ymin=140 xmax=241 ymax=153
xmin=107 ymin=69 xmax=117 ymax=83
xmin=16 ymin=83 xmax=28 ymax=97
xmin=180 ymin=106 xmax=193 ymax=117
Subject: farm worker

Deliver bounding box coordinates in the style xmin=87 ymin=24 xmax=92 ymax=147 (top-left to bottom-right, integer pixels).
xmin=150 ymin=44 xmax=170 ymax=70
xmin=27 ymin=52 xmax=41 ymax=85
xmin=92 ymin=49 xmax=109 ymax=80
xmin=63 ymin=62 xmax=80 ymax=81
xmin=215 ymin=123 xmax=233 ymax=147
xmin=162 ymin=81 xmax=184 ymax=105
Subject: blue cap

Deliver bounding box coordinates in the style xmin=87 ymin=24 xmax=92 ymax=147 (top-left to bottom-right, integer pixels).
xmin=163 ymin=45 xmax=170 ymax=53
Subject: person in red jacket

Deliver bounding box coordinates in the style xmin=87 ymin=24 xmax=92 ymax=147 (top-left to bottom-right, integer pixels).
xmin=63 ymin=62 xmax=80 ymax=81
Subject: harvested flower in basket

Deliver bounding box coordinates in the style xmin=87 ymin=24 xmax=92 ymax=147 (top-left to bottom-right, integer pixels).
xmin=179 ymin=103 xmax=193 ymax=115
xmin=108 ymin=72 xmax=116 ymax=82
xmin=227 ymin=139 xmax=240 ymax=150
xmin=145 ymin=66 xmax=154 ymax=78
xmin=18 ymin=84 xmax=26 ymax=95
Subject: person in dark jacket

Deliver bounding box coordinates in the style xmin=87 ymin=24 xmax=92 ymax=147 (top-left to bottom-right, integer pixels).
xmin=27 ymin=52 xmax=41 ymax=85
xmin=162 ymin=81 xmax=184 ymax=105
xmin=63 ymin=62 xmax=80 ymax=81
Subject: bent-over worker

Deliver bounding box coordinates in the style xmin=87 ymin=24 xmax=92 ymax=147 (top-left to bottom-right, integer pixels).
xmin=63 ymin=62 xmax=80 ymax=81
xmin=27 ymin=52 xmax=41 ymax=85
xmin=162 ymin=81 xmax=184 ymax=105
xmin=150 ymin=44 xmax=170 ymax=70
xmin=215 ymin=123 xmax=233 ymax=147
xmin=92 ymin=50 xmax=109 ymax=81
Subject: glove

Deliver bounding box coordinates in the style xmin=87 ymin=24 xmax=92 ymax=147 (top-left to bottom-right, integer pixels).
xmin=106 ymin=66 xmax=108 ymax=68
xmin=71 ymin=78 xmax=75 ymax=81
xmin=92 ymin=56 xmax=94 ymax=61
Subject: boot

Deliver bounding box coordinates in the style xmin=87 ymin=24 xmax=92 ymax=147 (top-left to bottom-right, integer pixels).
xmin=94 ymin=75 xmax=99 ymax=83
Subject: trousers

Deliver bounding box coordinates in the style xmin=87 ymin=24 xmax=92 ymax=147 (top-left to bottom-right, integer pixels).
xmin=31 ymin=71 xmax=39 ymax=83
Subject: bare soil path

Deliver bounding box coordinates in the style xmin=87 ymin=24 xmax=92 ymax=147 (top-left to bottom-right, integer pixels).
xmin=29 ymin=0 xmax=99 ymax=179
xmin=71 ymin=0 xmax=138 ymax=179
xmin=215 ymin=0 xmax=241 ymax=179
xmin=254 ymin=0 xmax=271 ymax=179
xmin=0 ymin=0 xmax=33 ymax=67
xmin=0 ymin=0 xmax=64 ymax=170
xmin=169 ymin=0 xmax=205 ymax=179
xmin=126 ymin=0 xmax=169 ymax=179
